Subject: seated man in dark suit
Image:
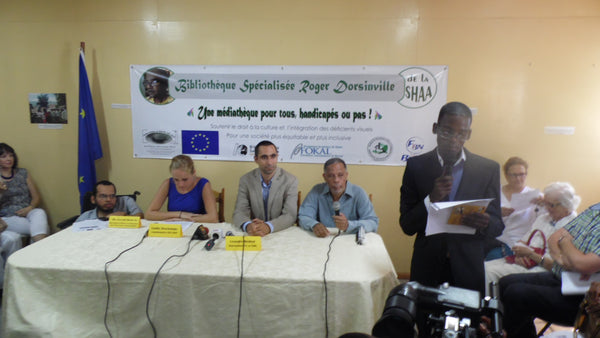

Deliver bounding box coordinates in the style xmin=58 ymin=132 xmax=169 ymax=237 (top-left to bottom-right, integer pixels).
xmin=400 ymin=101 xmax=504 ymax=296
xmin=75 ymin=180 xmax=143 ymax=222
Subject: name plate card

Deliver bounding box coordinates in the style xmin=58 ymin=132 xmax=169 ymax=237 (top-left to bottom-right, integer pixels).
xmin=108 ymin=216 xmax=141 ymax=228
xmin=225 ymin=236 xmax=262 ymax=251
xmin=148 ymin=223 xmax=183 ymax=238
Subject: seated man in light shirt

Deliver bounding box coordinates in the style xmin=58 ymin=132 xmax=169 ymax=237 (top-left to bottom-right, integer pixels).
xmin=299 ymin=158 xmax=378 ymax=237
xmin=75 ymin=180 xmax=143 ymax=222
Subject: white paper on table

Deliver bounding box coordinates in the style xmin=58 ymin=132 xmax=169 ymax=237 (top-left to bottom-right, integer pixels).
xmin=71 ymin=219 xmax=108 ymax=232
xmin=426 ymin=198 xmax=494 ymax=236
xmin=510 ymin=189 xmax=541 ymax=211
xmin=561 ymin=271 xmax=600 ymax=295
xmin=157 ymin=221 xmax=194 ymax=232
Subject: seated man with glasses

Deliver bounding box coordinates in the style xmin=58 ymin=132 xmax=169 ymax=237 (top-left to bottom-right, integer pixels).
xmin=400 ymin=101 xmax=504 ymax=297
xmin=75 ymin=180 xmax=143 ymax=222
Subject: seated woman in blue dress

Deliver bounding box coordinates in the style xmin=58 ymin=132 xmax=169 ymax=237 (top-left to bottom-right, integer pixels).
xmin=146 ymin=155 xmax=218 ymax=223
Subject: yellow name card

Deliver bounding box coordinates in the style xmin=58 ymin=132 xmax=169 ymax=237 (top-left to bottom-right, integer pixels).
xmin=148 ymin=223 xmax=183 ymax=238
xmin=226 ymin=236 xmax=262 ymax=251
xmin=108 ymin=215 xmax=141 ymax=228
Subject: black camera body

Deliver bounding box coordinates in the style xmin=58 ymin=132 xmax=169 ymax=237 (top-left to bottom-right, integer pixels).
xmin=372 ymin=281 xmax=503 ymax=338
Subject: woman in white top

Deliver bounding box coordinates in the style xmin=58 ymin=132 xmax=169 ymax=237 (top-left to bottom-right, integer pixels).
xmin=485 ymin=182 xmax=580 ymax=287
xmin=485 ymin=157 xmax=541 ymax=260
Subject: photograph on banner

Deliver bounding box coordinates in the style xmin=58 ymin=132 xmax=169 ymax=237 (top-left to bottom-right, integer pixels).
xmin=29 ymin=93 xmax=68 ymax=124
xmin=130 ymin=65 xmax=448 ymax=166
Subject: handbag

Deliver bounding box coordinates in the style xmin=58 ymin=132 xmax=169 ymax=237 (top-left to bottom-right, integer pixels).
xmin=504 ymin=229 xmax=546 ymax=269
xmin=575 ymin=281 xmax=600 ymax=338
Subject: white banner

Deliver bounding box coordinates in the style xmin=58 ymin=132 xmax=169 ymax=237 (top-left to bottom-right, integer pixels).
xmin=130 ymin=65 xmax=447 ymax=166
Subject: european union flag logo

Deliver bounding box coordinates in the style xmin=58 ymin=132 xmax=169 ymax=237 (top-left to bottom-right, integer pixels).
xmin=182 ymin=130 xmax=219 ymax=155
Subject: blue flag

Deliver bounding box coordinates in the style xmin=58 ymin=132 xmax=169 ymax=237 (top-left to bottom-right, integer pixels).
xmin=181 ymin=130 xmax=219 ymax=155
xmin=78 ymin=49 xmax=103 ymax=212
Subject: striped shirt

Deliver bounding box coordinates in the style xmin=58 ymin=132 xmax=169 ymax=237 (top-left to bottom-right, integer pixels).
xmin=553 ymin=207 xmax=600 ymax=277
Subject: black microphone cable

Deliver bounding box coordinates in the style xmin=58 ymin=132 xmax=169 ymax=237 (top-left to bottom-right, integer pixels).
xmin=322 ymin=229 xmax=342 ymax=338
xmin=104 ymin=229 xmax=149 ymax=338
xmin=145 ymin=235 xmax=199 ymax=338
xmin=236 ymin=235 xmax=246 ymax=338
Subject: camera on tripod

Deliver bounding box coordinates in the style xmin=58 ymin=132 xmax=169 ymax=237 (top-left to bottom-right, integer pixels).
xmin=372 ymin=281 xmax=504 ymax=338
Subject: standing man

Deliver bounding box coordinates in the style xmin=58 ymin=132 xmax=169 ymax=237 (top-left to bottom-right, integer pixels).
xmin=399 ymin=101 xmax=503 ymax=296
xmin=299 ymin=158 xmax=378 ymax=237
xmin=233 ymin=140 xmax=298 ymax=236
xmin=75 ymin=180 xmax=143 ymax=222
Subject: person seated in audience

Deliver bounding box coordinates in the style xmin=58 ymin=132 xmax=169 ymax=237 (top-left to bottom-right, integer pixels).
xmin=146 ymin=155 xmax=218 ymax=222
xmin=75 ymin=180 xmax=143 ymax=222
xmin=485 ymin=157 xmax=541 ymax=260
xmin=0 ymin=217 xmax=22 ymax=286
xmin=299 ymin=157 xmax=378 ymax=237
xmin=485 ymin=182 xmax=580 ymax=285
xmin=499 ymin=201 xmax=600 ymax=337
xmin=0 ymin=143 xmax=49 ymax=242
xmin=232 ymin=140 xmax=298 ymax=237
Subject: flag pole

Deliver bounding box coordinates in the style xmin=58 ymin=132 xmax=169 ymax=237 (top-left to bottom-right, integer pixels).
xmin=80 ymin=41 xmax=85 ymax=54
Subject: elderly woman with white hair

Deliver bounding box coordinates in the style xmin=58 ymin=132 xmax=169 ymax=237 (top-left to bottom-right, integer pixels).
xmin=485 ymin=182 xmax=581 ymax=287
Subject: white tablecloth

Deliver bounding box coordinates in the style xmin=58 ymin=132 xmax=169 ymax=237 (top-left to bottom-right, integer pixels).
xmin=2 ymin=223 xmax=398 ymax=338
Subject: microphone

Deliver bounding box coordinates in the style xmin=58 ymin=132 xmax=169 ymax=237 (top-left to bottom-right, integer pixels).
xmin=192 ymin=225 xmax=209 ymax=240
xmin=333 ymin=201 xmax=341 ymax=216
xmin=441 ymin=153 xmax=458 ymax=177
xmin=356 ymin=225 xmax=365 ymax=245
xmin=204 ymin=229 xmax=223 ymax=251
xmin=442 ymin=163 xmax=453 ymax=177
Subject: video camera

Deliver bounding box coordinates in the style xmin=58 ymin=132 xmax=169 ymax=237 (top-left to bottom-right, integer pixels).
xmin=372 ymin=281 xmax=503 ymax=338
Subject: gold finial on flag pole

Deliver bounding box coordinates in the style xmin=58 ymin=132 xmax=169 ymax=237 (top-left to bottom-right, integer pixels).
xmin=80 ymin=41 xmax=85 ymax=54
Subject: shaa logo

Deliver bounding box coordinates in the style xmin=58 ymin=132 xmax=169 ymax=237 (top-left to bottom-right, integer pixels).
xmin=367 ymin=137 xmax=392 ymax=161
xmin=399 ymin=67 xmax=438 ymax=109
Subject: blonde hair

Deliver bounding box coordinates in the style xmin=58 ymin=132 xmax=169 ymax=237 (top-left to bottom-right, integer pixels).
xmin=169 ymin=155 xmax=195 ymax=174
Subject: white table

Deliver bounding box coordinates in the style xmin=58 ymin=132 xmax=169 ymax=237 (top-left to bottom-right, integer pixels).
xmin=2 ymin=223 xmax=398 ymax=338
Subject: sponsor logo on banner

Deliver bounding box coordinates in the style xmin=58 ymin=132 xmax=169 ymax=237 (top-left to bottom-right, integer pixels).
xmin=399 ymin=67 xmax=438 ymax=109
xmin=181 ymin=130 xmax=219 ymax=155
xmin=367 ymin=137 xmax=392 ymax=161
xmin=290 ymin=144 xmax=342 ymax=159
xmin=406 ymin=137 xmax=425 ymax=155
xmin=233 ymin=144 xmax=250 ymax=156
xmin=143 ymin=130 xmax=176 ymax=145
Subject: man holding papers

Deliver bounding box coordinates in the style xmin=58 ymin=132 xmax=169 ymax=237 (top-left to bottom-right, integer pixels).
xmin=399 ymin=101 xmax=503 ymax=297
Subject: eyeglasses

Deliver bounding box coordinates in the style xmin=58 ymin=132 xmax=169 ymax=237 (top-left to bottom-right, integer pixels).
xmin=97 ymin=194 xmax=116 ymax=200
xmin=545 ymin=201 xmax=561 ymax=209
xmin=507 ymin=173 xmax=527 ymax=178
xmin=143 ymin=79 xmax=161 ymax=87
xmin=437 ymin=126 xmax=470 ymax=142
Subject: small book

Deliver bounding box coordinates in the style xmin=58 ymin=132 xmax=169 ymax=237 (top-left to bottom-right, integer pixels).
xmin=447 ymin=205 xmax=486 ymax=225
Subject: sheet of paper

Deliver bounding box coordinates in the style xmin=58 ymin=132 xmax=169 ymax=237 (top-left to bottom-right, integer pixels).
xmin=561 ymin=271 xmax=600 ymax=295
xmin=426 ymin=199 xmax=494 ymax=236
xmin=510 ymin=189 xmax=541 ymax=211
xmin=158 ymin=221 xmax=194 ymax=232
xmin=71 ymin=219 xmax=108 ymax=232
